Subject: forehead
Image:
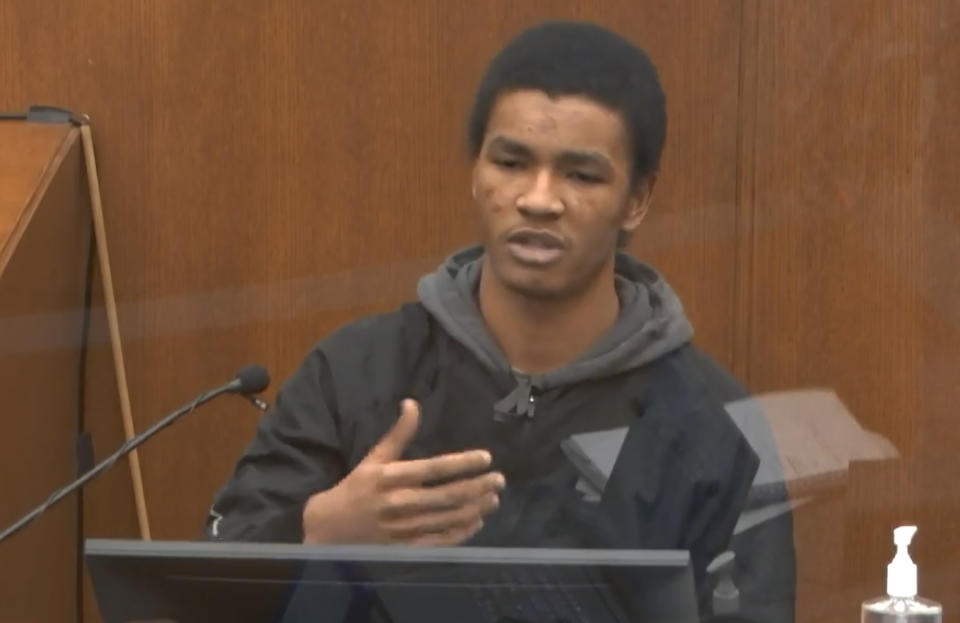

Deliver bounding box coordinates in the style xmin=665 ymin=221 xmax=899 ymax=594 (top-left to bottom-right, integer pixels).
xmin=484 ymin=89 xmax=630 ymax=161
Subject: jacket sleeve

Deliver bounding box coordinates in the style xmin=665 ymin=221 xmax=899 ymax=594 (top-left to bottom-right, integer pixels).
xmin=728 ymin=414 xmax=797 ymax=623
xmin=685 ymin=348 xmax=797 ymax=623
xmin=681 ymin=418 xmax=760 ymax=614
xmin=204 ymin=347 xmax=347 ymax=542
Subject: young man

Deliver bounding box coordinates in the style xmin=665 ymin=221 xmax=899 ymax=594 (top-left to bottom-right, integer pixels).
xmin=207 ymin=20 xmax=795 ymax=620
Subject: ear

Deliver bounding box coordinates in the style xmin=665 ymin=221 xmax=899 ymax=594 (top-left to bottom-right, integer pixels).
xmin=621 ymin=174 xmax=657 ymax=236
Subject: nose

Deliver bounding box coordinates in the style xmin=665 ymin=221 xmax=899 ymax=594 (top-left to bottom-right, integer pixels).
xmin=516 ymin=169 xmax=564 ymax=218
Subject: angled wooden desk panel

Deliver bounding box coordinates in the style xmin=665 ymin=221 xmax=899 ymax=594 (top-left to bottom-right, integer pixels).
xmin=0 ymin=121 xmax=89 ymax=623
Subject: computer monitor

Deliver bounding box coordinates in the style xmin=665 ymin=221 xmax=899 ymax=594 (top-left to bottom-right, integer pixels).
xmin=85 ymin=539 xmax=700 ymax=623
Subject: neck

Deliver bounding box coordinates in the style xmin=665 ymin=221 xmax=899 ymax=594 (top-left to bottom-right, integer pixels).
xmin=478 ymin=260 xmax=620 ymax=375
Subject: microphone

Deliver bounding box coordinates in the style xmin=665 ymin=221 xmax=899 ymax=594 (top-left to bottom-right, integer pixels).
xmin=230 ymin=364 xmax=271 ymax=395
xmin=0 ymin=365 xmax=270 ymax=545
xmin=232 ymin=364 xmax=270 ymax=411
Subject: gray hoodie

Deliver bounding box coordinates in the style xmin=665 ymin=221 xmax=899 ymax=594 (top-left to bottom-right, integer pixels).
xmin=417 ymin=246 xmax=694 ymax=419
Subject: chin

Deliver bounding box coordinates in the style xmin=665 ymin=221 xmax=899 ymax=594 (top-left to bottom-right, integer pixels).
xmin=483 ymin=243 xmax=586 ymax=300
xmin=507 ymin=281 xmax=569 ymax=300
xmin=497 ymin=264 xmax=574 ymax=300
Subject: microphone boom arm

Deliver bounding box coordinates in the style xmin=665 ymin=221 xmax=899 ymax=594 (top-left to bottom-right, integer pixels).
xmin=0 ymin=369 xmax=266 ymax=545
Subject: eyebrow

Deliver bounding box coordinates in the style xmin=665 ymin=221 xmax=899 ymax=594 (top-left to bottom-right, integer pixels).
xmin=487 ymin=136 xmax=533 ymax=158
xmin=486 ymin=136 xmax=614 ymax=173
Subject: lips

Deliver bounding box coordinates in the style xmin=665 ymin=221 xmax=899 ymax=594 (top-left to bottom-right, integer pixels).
xmin=504 ymin=228 xmax=566 ymax=266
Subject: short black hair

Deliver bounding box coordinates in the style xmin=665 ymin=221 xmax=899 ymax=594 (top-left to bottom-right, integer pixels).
xmin=467 ymin=20 xmax=667 ymax=187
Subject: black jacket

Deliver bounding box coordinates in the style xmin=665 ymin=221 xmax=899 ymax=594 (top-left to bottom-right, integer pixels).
xmin=206 ymin=303 xmax=795 ymax=621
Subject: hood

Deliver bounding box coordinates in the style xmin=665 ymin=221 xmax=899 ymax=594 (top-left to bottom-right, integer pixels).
xmin=416 ymin=246 xmax=693 ymax=419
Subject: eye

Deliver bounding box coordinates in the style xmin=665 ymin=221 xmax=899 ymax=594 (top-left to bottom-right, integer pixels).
xmin=493 ymin=158 xmax=523 ymax=170
xmin=568 ymin=171 xmax=602 ymax=184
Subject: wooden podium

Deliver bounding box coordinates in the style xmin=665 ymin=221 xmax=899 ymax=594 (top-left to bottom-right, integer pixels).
xmin=0 ymin=121 xmax=93 ymax=622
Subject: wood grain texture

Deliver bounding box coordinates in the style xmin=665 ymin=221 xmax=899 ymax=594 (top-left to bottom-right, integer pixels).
xmin=0 ymin=124 xmax=88 ymax=623
xmin=732 ymin=0 xmax=760 ymax=383
xmin=0 ymin=123 xmax=72 ymax=271
xmin=741 ymin=1 xmax=960 ymax=620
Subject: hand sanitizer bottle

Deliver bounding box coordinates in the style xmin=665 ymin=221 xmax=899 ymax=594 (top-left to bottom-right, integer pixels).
xmin=861 ymin=525 xmax=943 ymax=622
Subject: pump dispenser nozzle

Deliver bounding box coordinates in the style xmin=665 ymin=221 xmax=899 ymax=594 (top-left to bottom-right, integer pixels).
xmin=887 ymin=525 xmax=918 ymax=598
xmin=864 ymin=525 xmax=942 ymax=622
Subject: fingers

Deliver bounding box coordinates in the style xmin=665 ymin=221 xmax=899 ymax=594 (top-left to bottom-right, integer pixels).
xmin=381 ymin=492 xmax=500 ymax=538
xmin=381 ymin=472 xmax=505 ymax=517
xmin=380 ymin=449 xmax=494 ymax=488
xmin=365 ymin=399 xmax=420 ymax=464
xmin=409 ymin=519 xmax=486 ymax=547
xmin=348 ymin=398 xmax=505 ymax=548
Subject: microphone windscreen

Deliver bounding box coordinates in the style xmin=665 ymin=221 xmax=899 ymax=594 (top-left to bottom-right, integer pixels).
xmin=235 ymin=364 xmax=270 ymax=394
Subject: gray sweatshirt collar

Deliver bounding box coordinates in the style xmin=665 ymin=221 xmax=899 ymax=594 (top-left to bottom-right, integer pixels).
xmin=417 ymin=246 xmax=693 ymax=419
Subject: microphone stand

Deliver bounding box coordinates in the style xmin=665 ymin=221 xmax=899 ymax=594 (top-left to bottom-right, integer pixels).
xmin=0 ymin=380 xmax=243 ymax=545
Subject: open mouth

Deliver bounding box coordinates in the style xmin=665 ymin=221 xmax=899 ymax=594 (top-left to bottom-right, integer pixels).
xmin=505 ymin=229 xmax=566 ymax=266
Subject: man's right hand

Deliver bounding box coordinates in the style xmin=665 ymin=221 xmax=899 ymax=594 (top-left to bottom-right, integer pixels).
xmin=302 ymin=398 xmax=505 ymax=546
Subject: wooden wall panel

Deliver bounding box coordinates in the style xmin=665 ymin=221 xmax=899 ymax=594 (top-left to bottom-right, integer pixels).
xmin=0 ymin=0 xmax=745 ymax=557
xmin=0 ymin=125 xmax=89 ymax=623
xmin=740 ymin=1 xmax=960 ymax=619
